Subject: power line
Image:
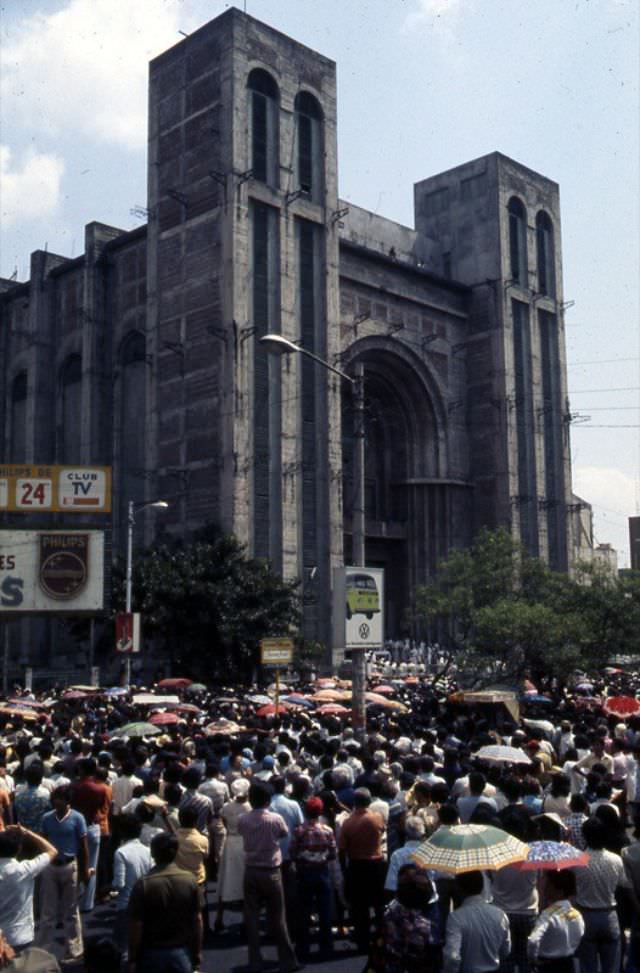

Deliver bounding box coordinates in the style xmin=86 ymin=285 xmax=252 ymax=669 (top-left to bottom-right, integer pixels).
xmin=569 ymin=386 xmax=640 ymax=393
xmin=573 ymin=424 xmax=640 ymax=428
xmin=568 ymin=357 xmax=639 ymax=366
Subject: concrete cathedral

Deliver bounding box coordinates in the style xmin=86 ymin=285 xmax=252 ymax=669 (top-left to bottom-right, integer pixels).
xmin=0 ymin=9 xmax=591 ymax=668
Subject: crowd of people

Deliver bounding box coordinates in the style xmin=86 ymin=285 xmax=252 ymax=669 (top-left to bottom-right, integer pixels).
xmin=0 ymin=662 xmax=639 ymax=973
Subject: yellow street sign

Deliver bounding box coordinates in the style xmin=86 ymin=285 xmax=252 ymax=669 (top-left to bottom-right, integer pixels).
xmin=260 ymin=638 xmax=294 ymax=666
xmin=0 ymin=466 xmax=112 ymax=513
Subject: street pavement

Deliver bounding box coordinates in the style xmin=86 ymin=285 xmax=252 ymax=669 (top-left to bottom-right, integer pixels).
xmin=76 ymin=883 xmax=366 ymax=973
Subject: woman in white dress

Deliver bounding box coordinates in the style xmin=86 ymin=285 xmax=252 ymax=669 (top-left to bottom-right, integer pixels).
xmin=214 ymin=777 xmax=251 ymax=931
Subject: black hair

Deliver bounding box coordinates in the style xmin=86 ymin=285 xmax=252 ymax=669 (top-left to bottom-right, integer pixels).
xmin=150 ymin=832 xmax=178 ymax=866
xmin=456 ymin=870 xmax=483 ymax=898
xmin=118 ymin=813 xmax=143 ymax=841
xmin=249 ymin=782 xmax=272 ymax=809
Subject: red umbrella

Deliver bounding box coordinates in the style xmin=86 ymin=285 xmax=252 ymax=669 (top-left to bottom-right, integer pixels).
xmin=157 ymin=678 xmax=193 ymax=689
xmin=317 ymin=703 xmax=349 ymax=716
xmin=149 ymin=711 xmax=180 ymax=726
xmin=371 ymin=685 xmax=395 ymax=695
xmin=603 ymin=696 xmax=640 ymax=718
xmin=256 ymin=703 xmax=293 ymax=718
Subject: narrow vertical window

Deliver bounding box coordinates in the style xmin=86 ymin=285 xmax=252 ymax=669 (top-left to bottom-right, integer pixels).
xmin=60 ymin=355 xmax=82 ymax=464
xmin=536 ymin=211 xmax=556 ymax=298
xmin=512 ymin=299 xmax=538 ymax=555
xmin=119 ymin=332 xmax=147 ymax=542
xmin=508 ymin=197 xmax=528 ymax=287
xmin=247 ymin=69 xmax=279 ymax=188
xmin=10 ymin=372 xmax=28 ymax=462
xmin=294 ymin=91 xmax=324 ymax=202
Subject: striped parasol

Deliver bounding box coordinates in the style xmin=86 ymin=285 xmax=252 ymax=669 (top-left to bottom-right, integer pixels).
xmin=411 ymin=824 xmax=529 ymax=875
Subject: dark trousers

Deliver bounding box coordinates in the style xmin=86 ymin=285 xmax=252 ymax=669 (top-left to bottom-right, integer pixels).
xmin=296 ymin=867 xmax=333 ymax=960
xmin=534 ymin=958 xmax=575 ymax=973
xmin=346 ymin=859 xmax=386 ymax=952
xmin=243 ymin=865 xmax=298 ymax=973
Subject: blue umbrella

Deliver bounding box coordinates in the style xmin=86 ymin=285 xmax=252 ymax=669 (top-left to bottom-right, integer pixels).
xmin=105 ymin=687 xmax=128 ymax=696
xmin=521 ymin=694 xmax=553 ymax=705
xmin=281 ymin=695 xmax=315 ymax=708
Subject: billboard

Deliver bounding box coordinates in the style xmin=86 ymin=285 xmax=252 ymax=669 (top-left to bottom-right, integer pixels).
xmin=0 ymin=465 xmax=111 ymax=513
xmin=333 ymin=566 xmax=385 ymax=650
xmin=0 ymin=531 xmax=105 ymax=612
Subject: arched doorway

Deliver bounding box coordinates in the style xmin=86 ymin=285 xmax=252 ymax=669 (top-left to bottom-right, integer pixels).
xmin=341 ymin=339 xmax=449 ymax=636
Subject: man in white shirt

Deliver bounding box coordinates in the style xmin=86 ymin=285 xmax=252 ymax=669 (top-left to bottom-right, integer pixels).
xmin=443 ymin=870 xmax=511 ymax=973
xmin=111 ymin=813 xmax=153 ymax=952
xmin=0 ymin=825 xmax=57 ymax=949
xmin=528 ymin=869 xmax=584 ymax=972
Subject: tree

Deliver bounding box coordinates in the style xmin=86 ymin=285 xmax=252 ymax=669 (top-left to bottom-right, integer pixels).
xmin=112 ymin=525 xmax=300 ymax=681
xmin=414 ymin=528 xmax=640 ymax=687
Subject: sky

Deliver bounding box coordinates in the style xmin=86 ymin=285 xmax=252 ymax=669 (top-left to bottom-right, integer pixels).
xmin=1 ymin=0 xmax=638 ymax=564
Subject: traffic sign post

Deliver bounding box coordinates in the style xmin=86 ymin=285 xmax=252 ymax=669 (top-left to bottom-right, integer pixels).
xmin=259 ymin=638 xmax=294 ymax=716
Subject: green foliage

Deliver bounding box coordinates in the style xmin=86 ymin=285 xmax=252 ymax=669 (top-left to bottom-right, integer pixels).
xmin=112 ymin=525 xmax=300 ymax=680
xmin=414 ymin=528 xmax=640 ymax=686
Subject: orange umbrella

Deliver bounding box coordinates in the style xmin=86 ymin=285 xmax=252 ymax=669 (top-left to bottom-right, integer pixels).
xmin=149 ymin=711 xmax=180 ymax=726
xmin=157 ymin=678 xmax=192 ymax=689
xmin=312 ymin=690 xmax=345 ymax=702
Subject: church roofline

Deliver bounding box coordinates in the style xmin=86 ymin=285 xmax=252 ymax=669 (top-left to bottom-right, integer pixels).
xmin=339 ymin=238 xmax=470 ymax=294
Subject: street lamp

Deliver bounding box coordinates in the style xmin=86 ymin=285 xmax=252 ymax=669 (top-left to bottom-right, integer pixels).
xmin=260 ymin=334 xmax=367 ymax=733
xmin=125 ymin=499 xmax=169 ymax=685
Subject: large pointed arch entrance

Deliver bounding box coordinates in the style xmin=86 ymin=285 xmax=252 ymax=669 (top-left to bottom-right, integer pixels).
xmin=341 ymin=337 xmax=464 ymax=636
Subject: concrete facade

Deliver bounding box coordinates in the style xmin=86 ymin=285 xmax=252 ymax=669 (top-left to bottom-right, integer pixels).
xmin=0 ymin=9 xmax=582 ymax=671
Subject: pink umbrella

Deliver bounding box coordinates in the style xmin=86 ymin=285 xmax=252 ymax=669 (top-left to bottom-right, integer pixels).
xmin=256 ymin=703 xmax=294 ymax=718
xmin=371 ymin=685 xmax=395 ymax=695
xmin=317 ymin=703 xmax=350 ymax=716
xmin=157 ymin=678 xmax=193 ymax=689
xmin=149 ymin=711 xmax=180 ymax=726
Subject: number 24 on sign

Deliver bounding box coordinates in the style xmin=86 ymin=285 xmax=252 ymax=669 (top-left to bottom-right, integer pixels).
xmin=16 ymin=479 xmax=52 ymax=508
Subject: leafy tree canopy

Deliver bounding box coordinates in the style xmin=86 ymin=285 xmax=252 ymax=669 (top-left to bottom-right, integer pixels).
xmin=112 ymin=525 xmax=300 ymax=681
xmin=414 ymin=528 xmax=640 ymax=687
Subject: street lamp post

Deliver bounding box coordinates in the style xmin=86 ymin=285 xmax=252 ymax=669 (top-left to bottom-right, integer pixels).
xmin=260 ymin=334 xmax=367 ymax=734
xmin=125 ymin=499 xmax=169 ymax=686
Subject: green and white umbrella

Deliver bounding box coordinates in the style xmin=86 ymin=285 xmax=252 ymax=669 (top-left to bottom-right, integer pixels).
xmin=411 ymin=824 xmax=529 ymax=875
xmin=109 ymin=721 xmax=162 ymax=738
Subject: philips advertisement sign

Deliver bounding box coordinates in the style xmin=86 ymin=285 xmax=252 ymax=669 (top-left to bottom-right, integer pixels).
xmin=0 ymin=531 xmax=105 ymax=613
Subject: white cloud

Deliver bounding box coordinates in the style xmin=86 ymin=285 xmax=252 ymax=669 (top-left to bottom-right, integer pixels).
xmin=403 ymin=0 xmax=464 ymax=31
xmin=1 ymin=0 xmax=207 ymax=152
xmin=0 ymin=145 xmax=65 ymax=228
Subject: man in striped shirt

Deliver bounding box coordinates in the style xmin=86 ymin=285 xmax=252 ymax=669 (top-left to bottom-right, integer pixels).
xmin=290 ymin=797 xmax=337 ymax=961
xmin=237 ymin=782 xmax=299 ymax=973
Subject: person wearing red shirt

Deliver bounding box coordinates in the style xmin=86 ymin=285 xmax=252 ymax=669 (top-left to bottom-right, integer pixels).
xmin=70 ymin=757 xmax=110 ymax=912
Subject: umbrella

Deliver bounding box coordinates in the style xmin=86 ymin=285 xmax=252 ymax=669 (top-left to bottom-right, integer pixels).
xmin=312 ymin=690 xmax=346 ymax=702
xmin=157 ymin=678 xmax=192 ymax=689
xmin=248 ymin=694 xmax=272 ymax=706
xmin=60 ymin=691 xmax=90 ymax=701
xmin=105 ymin=687 xmax=128 ymax=696
xmin=315 ymin=679 xmax=336 ymax=688
xmin=412 ymin=824 xmax=529 ymax=875
xmin=317 ymin=703 xmax=350 ymax=716
xmin=109 ymin=721 xmax=161 ymax=738
xmin=256 ymin=703 xmax=293 ymax=718
xmin=281 ymin=695 xmax=315 ymax=708
xmin=185 ymin=683 xmax=207 ymax=694
xmin=603 ymin=696 xmax=640 ymax=718
xmin=149 ymin=711 xmax=180 ymax=726
xmin=0 ymin=706 xmax=40 ymax=721
xmin=521 ymin=694 xmax=553 ymax=705
xmin=523 ymin=679 xmax=537 ymax=693
xmin=518 ymin=841 xmax=590 ymax=871
xmin=205 ymin=720 xmax=241 ymax=735
xmin=371 ymin=685 xmax=395 ymax=695
xmin=472 ymin=745 xmax=532 ymax=765
xmin=575 ymin=682 xmax=594 ymax=692
xmin=172 ymin=703 xmax=201 ymax=715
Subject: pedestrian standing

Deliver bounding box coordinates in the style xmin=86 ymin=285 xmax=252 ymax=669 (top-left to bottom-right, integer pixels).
xmin=0 ymin=825 xmax=56 ymax=952
xmin=338 ymin=787 xmax=386 ymax=953
xmin=128 ymin=832 xmax=201 ymax=973
xmin=442 ymin=870 xmax=511 ymax=973
xmin=111 ymin=813 xmax=152 ymax=954
xmin=237 ymin=782 xmax=299 ymax=973
xmin=289 ymin=796 xmax=336 ymax=962
xmin=35 ymin=785 xmax=89 ymax=963
xmin=70 ymin=757 xmax=111 ymax=912
xmin=527 ymin=870 xmax=584 ymax=973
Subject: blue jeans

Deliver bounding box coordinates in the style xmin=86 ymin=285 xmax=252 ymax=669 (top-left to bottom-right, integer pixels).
xmin=578 ymin=909 xmax=620 ymax=973
xmin=140 ymin=947 xmax=192 ymax=973
xmin=79 ymin=823 xmax=101 ymax=912
xmin=296 ymin=867 xmax=333 ymax=959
